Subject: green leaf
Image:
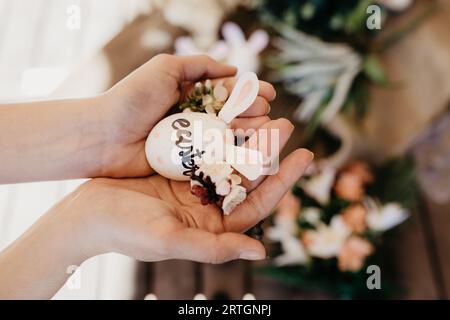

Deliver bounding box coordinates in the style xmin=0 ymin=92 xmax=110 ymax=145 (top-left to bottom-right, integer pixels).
xmin=344 ymin=0 xmax=374 ymax=35
xmin=343 ymin=74 xmax=370 ymax=118
xmin=367 ymin=156 xmax=418 ymax=209
xmin=363 ymin=54 xmax=387 ymax=86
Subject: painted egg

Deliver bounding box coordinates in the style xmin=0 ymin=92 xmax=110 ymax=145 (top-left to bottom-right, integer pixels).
xmin=145 ymin=71 xmax=262 ymax=181
xmin=145 ymin=112 xmax=234 ymax=181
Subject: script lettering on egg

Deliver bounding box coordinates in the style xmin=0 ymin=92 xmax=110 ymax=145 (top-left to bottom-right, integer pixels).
xmin=172 ymin=118 xmax=205 ymax=176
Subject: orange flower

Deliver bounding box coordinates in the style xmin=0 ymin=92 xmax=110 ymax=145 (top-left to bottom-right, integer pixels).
xmin=334 ymin=172 xmax=365 ymax=201
xmin=276 ymin=192 xmax=300 ymax=221
xmin=301 ymin=230 xmax=315 ymax=248
xmin=338 ymin=236 xmax=374 ymax=272
xmin=346 ymin=161 xmax=373 ymax=184
xmin=341 ymin=204 xmax=367 ymax=233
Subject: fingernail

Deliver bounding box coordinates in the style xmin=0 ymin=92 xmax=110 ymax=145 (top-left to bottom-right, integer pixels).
xmin=299 ymin=148 xmax=314 ymax=161
xmin=240 ymin=250 xmax=265 ymax=260
xmin=266 ymin=104 xmax=271 ymax=115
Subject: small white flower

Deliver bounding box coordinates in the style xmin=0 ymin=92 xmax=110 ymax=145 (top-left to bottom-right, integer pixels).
xmin=229 ymin=174 xmax=242 ymax=186
xmin=202 ymin=94 xmax=214 ymax=106
xmin=274 ymin=236 xmax=310 ymax=266
xmin=303 ymin=216 xmax=351 ymax=259
xmin=299 ymin=167 xmax=336 ymax=205
xmin=195 ymin=162 xmax=233 ymax=183
xmin=204 ymin=105 xmax=216 ymax=115
xmin=222 ymin=185 xmax=246 ymax=215
xmin=365 ymin=199 xmax=409 ymax=232
xmin=213 ymin=83 xmax=229 ymax=102
xmin=267 ymin=216 xmax=297 ymax=241
xmin=301 ymin=207 xmax=321 ymax=226
xmin=204 ymin=79 xmax=212 ymax=91
xmin=267 ymin=216 xmax=309 ymax=266
xmin=215 ymin=180 xmax=231 ymax=196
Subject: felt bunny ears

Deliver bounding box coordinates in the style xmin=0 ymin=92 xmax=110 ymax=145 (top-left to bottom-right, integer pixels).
xmin=218 ymin=71 xmax=259 ymax=124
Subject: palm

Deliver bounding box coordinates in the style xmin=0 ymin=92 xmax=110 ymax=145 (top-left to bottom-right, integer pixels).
xmin=109 ymin=175 xmax=228 ymax=234
xmin=91 ymin=147 xmax=311 ymax=263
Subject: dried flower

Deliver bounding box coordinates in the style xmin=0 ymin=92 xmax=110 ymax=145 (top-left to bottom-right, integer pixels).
xmin=179 ymin=79 xmax=228 ymax=114
xmin=338 ymin=236 xmax=374 ymax=272
xmin=190 ymin=161 xmax=246 ymax=215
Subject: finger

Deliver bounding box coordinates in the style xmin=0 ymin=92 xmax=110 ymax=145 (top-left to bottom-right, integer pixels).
xmin=224 ymin=148 xmax=314 ymax=233
xmin=238 ymin=96 xmax=270 ymax=117
xmin=167 ymin=228 xmax=266 ymax=264
xmin=230 ymin=116 xmax=271 ymax=137
xmin=173 ymin=54 xmax=237 ymax=81
xmin=220 ymin=78 xmax=276 ymax=102
xmin=240 ymin=118 xmax=294 ymax=191
xmin=219 ymin=78 xmax=274 ymax=117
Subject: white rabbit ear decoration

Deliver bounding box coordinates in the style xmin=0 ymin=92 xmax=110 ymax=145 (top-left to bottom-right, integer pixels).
xmin=218 ymin=71 xmax=263 ymax=181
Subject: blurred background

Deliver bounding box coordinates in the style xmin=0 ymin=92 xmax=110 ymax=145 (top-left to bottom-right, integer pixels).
xmin=0 ymin=0 xmax=448 ymax=299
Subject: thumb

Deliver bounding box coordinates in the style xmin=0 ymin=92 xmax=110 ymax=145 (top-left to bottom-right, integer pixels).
xmin=174 ymin=55 xmax=237 ymax=81
xmin=167 ymin=228 xmax=266 ymax=264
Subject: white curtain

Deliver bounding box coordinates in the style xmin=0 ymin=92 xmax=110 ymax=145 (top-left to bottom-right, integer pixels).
xmin=0 ymin=0 xmax=152 ymax=299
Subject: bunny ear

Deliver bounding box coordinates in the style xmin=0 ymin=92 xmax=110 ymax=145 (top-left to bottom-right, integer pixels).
xmin=218 ymin=71 xmax=259 ymax=124
xmin=225 ymin=144 xmax=264 ymax=181
xmin=221 ymin=22 xmax=246 ymax=46
xmin=174 ymin=36 xmax=201 ymax=55
xmin=248 ymin=29 xmax=269 ymax=54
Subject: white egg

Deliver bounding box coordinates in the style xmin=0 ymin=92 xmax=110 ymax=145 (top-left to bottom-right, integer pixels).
xmin=145 ymin=112 xmax=234 ymax=181
xmin=145 ymin=71 xmax=262 ymax=182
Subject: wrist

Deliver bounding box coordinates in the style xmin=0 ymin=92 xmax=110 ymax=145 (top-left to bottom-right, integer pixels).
xmin=57 ymin=182 xmax=114 ymax=260
xmin=79 ymin=94 xmax=122 ymax=178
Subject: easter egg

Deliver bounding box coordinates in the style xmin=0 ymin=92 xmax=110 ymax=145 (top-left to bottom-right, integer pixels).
xmin=145 ymin=112 xmax=234 ymax=181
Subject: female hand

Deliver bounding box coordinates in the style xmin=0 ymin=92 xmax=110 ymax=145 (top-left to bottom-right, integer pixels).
xmin=0 ymin=54 xmax=275 ymax=183
xmin=67 ymin=121 xmax=313 ymax=264
xmin=99 ymin=54 xmax=276 ymax=178
xmin=0 ymin=119 xmax=313 ymax=299
xmin=68 ymin=153 xmax=312 ymax=261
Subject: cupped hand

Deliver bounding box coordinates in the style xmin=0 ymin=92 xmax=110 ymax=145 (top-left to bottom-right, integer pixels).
xmin=99 ymin=54 xmax=276 ymax=178
xmin=67 ymin=122 xmax=313 ymax=264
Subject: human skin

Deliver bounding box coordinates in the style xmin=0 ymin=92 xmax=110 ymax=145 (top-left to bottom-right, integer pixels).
xmin=0 ymin=54 xmax=276 ymax=183
xmin=0 ymin=54 xmax=314 ymax=299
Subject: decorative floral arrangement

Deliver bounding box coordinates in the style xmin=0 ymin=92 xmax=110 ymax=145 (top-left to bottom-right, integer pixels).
xmin=259 ymin=0 xmax=435 ymax=135
xmin=146 ymin=0 xmax=427 ymax=299
xmin=180 ymin=79 xmax=228 ymax=114
xmin=263 ymin=157 xmax=416 ymax=299
xmin=175 ymin=21 xmax=269 ymax=75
